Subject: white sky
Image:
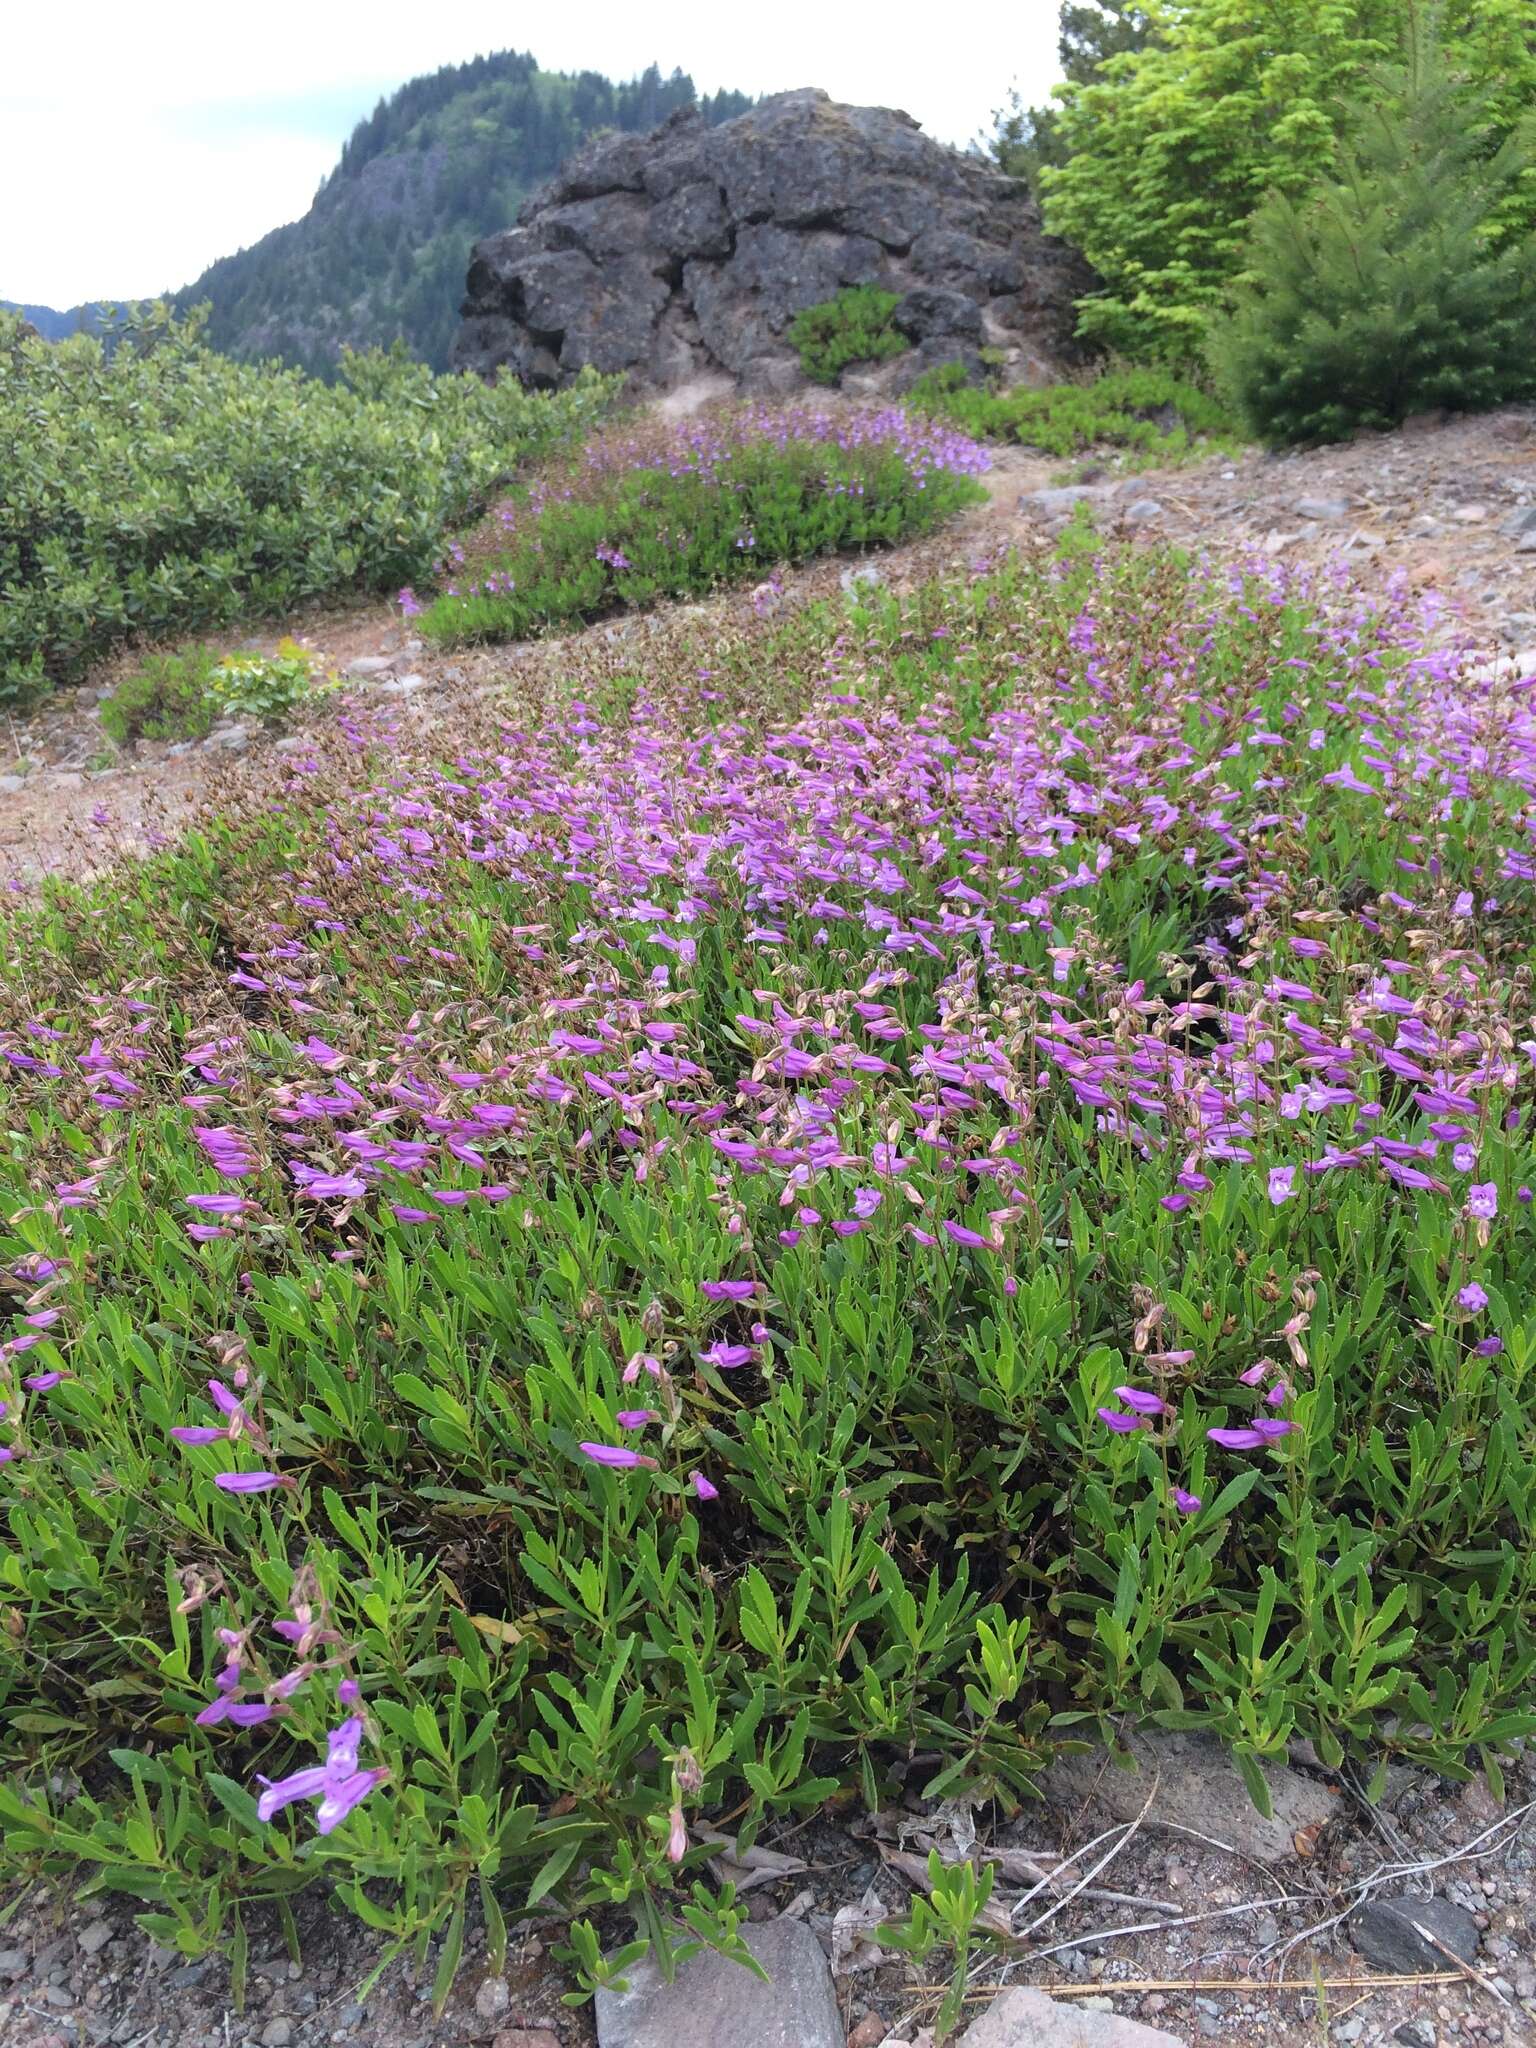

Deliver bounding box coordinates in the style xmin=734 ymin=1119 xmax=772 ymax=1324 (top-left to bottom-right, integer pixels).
xmin=1 ymin=1 xmax=1062 ymax=308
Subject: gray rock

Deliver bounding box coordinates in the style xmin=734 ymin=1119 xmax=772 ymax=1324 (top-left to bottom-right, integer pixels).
xmin=892 ymin=286 xmax=984 ymax=343
xmin=213 ymin=724 xmax=250 ymax=750
xmin=378 ymin=672 xmax=426 ymax=695
xmin=452 ymin=89 xmax=1089 ymax=395
xmin=1022 ymin=483 xmax=1120 ymax=520
xmin=76 ymin=1920 xmax=115 ymax=1957
xmin=840 ymin=563 xmax=885 ymax=593
xmin=1293 ymin=496 xmax=1351 ymax=520
xmin=1350 ymin=1895 xmax=1479 ymax=1974
xmin=1394 ymin=2019 xmax=1436 ymax=2047
xmin=52 ymin=771 xmax=84 ymax=790
xmin=1499 ymin=505 xmax=1536 ymax=536
xmin=0 ymin=773 xmax=24 ymax=793
xmin=1125 ymin=498 xmax=1164 ymax=525
xmin=344 ymin=655 xmax=395 ymax=679
xmin=475 ymin=1975 xmax=511 ymax=2020
xmin=260 ymin=2020 xmax=293 ymax=2048
xmin=1038 ymin=1729 xmax=1334 ymax=1865
xmin=957 ymin=1986 xmax=1189 ymax=2046
xmin=594 ymin=1916 xmax=841 ymax=2048
xmin=0 ymin=1948 xmax=28 ymax=1976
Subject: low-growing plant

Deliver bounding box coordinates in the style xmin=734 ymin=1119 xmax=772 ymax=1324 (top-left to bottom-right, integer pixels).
xmin=909 ymin=362 xmax=1239 ymax=462
xmin=415 ymin=404 xmax=989 ymax=647
xmin=0 ymin=307 xmax=616 ymax=695
xmin=100 ymin=640 xmax=329 ymax=743
xmin=2 ymin=533 xmax=1536 ymax=2005
xmin=787 ymin=286 xmax=908 ymax=385
xmin=99 ymin=646 xmax=223 ymax=742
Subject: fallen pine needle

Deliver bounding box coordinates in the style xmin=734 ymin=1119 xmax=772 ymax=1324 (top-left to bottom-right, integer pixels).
xmin=915 ymin=1971 xmax=1463 ymax=2001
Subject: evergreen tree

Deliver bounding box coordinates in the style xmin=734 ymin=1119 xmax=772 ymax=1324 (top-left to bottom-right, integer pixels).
xmin=1039 ymin=0 xmax=1536 ymax=361
xmin=984 ymin=4 xmax=1155 ymax=196
xmin=1208 ymin=13 xmax=1536 ymax=445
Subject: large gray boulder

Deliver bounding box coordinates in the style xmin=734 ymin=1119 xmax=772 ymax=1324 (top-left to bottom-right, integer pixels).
xmin=452 ymin=89 xmax=1089 ymax=395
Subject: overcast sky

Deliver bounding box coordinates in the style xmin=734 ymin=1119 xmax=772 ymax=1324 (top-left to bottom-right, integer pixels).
xmin=2 ymin=2 xmax=1061 ymax=308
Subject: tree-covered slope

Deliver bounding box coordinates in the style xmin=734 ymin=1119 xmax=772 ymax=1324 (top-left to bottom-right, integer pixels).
xmin=167 ymin=53 xmax=752 ymax=375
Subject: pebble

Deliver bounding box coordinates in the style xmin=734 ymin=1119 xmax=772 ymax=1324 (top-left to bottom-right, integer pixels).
xmin=1124 ymin=498 xmax=1164 ymax=524
xmin=260 ymin=2019 xmax=292 ymax=2047
xmin=474 ymin=1975 xmax=511 ymax=2020
xmin=0 ymin=773 xmax=24 ymax=793
xmin=839 ymin=563 xmax=884 ymax=593
xmin=378 ymin=672 xmax=426 ymax=695
xmin=76 ymin=1921 xmax=114 ymax=1958
xmin=0 ymin=1949 xmax=28 ymax=1976
xmin=344 ymin=655 xmax=396 ymax=678
xmin=1294 ymin=495 xmax=1351 ymax=519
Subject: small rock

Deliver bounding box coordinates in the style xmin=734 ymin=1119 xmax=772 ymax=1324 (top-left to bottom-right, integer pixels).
xmin=475 ymin=1976 xmax=511 ymax=2021
xmin=1294 ymin=496 xmax=1351 ymax=520
xmin=1022 ymin=484 xmax=1119 ymax=519
xmin=492 ymin=2032 xmax=561 ymax=2048
xmin=1453 ymin=505 xmax=1489 ymax=523
xmin=1038 ymin=1729 xmax=1334 ymax=1866
xmin=595 ymin=1916 xmax=842 ymax=2048
xmin=167 ymin=742 xmax=193 ymax=757
xmin=0 ymin=1949 xmax=28 ymax=1977
xmin=273 ymin=736 xmax=309 ymax=753
xmin=345 ymin=655 xmax=396 ymax=678
xmin=53 ymin=772 xmax=83 ymax=790
xmin=848 ymin=2014 xmax=889 ymax=2047
xmin=1124 ymin=498 xmax=1163 ymax=525
xmin=76 ymin=1922 xmax=114 ymax=1960
xmin=839 ymin=564 xmax=885 ymax=594
xmin=378 ymin=672 xmax=426 ymax=695
xmin=1393 ymin=2022 xmax=1435 ymax=2048
xmin=1499 ymin=506 xmax=1536 ymax=536
xmin=0 ymin=774 xmax=23 ymax=794
xmin=260 ymin=2020 xmax=293 ymax=2048
xmin=955 ymin=1987 xmax=1188 ymax=2046
xmin=1334 ymin=2021 xmax=1364 ymax=2043
xmin=1351 ymin=1895 xmax=1480 ymax=1974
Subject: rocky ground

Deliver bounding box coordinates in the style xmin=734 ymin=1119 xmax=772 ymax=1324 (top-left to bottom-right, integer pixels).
xmin=3 ymin=405 xmax=1536 ymax=2047
xmin=1 ymin=1735 xmax=1531 ymax=2048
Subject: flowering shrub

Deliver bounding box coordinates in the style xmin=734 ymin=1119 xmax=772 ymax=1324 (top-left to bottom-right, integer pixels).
xmin=2 ymin=533 xmax=1536 ymax=1994
xmin=416 ymin=404 xmax=990 ymax=646
xmin=0 ymin=307 xmax=615 ymax=694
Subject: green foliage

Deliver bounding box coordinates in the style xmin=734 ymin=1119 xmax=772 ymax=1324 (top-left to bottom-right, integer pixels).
xmin=99 ymin=647 xmax=223 ymax=743
xmin=100 ymin=642 xmax=329 ymax=743
xmin=1040 ymin=0 xmax=1536 ymax=360
xmin=787 ymin=288 xmax=908 ymax=385
xmin=1209 ymin=21 xmax=1536 ymax=445
xmin=419 ymin=415 xmax=987 ymax=647
xmin=910 ymin=363 xmax=1238 ymax=460
xmin=0 ymin=308 xmax=615 ymax=693
xmin=165 ymin=55 xmax=753 ymax=375
xmin=4 ymin=537 xmax=1536 ymax=1993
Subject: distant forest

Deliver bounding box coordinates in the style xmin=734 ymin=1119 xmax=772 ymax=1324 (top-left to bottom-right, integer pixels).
xmin=162 ymin=52 xmax=752 ymax=375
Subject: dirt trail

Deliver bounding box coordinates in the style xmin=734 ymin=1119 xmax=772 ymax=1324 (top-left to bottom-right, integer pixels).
xmin=4 ymin=406 xmax=1534 ymax=886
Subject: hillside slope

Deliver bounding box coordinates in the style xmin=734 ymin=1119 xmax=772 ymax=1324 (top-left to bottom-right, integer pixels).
xmin=167 ymin=52 xmax=751 ymax=374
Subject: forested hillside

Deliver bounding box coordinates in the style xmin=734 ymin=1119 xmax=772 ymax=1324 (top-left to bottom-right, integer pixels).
xmin=164 ymin=52 xmax=751 ymax=374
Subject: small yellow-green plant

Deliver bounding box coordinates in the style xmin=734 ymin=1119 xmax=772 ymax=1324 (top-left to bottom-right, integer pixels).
xmin=909 ymin=362 xmax=1239 ymax=463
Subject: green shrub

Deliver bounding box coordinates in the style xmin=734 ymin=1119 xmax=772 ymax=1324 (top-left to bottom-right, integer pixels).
xmin=1208 ymin=23 xmax=1536 ymax=447
xmin=787 ymin=287 xmax=907 ymax=385
xmin=909 ymin=363 xmax=1238 ymax=461
xmin=418 ymin=404 xmax=988 ymax=647
xmin=0 ymin=308 xmax=616 ymax=696
xmin=1039 ymin=0 xmax=1536 ymax=361
xmin=99 ymin=647 xmax=223 ymax=742
xmin=99 ymin=642 xmax=327 ymax=743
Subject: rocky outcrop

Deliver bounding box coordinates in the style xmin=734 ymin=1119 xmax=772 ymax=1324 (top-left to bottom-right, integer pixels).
xmin=451 ymin=90 xmax=1089 ymax=396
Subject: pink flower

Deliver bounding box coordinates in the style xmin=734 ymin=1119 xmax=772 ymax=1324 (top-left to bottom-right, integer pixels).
xmin=1267 ymin=1166 xmax=1296 ymax=1205
xmin=1467 ymin=1182 xmax=1498 ymax=1221
xmin=214 ymin=1472 xmax=287 ymax=1493
xmin=700 ymin=1278 xmax=756 ymax=1301
xmin=1207 ymin=1419 xmax=1298 ymax=1451
xmin=1171 ymin=1488 xmax=1202 ymax=1515
xmin=690 ymin=1471 xmax=720 ymax=1502
xmin=579 ymin=1442 xmax=659 ymax=1471
xmin=942 ymin=1220 xmax=989 ymax=1249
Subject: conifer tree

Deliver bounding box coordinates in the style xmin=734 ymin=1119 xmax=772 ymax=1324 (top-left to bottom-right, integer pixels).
xmin=1207 ymin=11 xmax=1536 ymax=445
